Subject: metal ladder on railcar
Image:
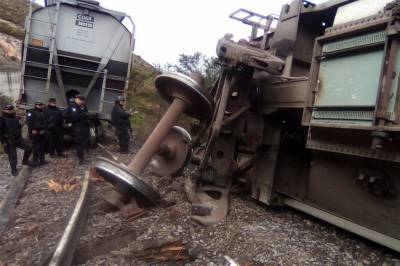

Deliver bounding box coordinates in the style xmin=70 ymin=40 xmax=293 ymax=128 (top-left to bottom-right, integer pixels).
xmin=20 ymin=2 xmax=60 ymax=95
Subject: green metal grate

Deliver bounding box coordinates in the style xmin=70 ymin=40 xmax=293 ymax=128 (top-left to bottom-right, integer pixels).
xmin=312 ymin=110 xmax=374 ymax=121
xmin=322 ymin=31 xmax=386 ymax=54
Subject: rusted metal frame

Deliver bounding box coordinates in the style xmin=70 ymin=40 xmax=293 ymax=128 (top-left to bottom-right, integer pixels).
xmin=221 ymin=106 xmax=250 ymax=126
xmin=301 ymin=38 xmax=322 ymax=126
xmin=213 ymin=74 xmax=233 ymax=137
xmin=375 ymin=35 xmax=398 ymax=127
xmin=371 ymin=22 xmax=393 ymax=129
xmin=324 ymin=12 xmax=391 ymax=35
xmin=250 ymin=121 xmax=281 ymax=205
xmin=308 ymin=122 xmax=400 ymax=131
xmin=199 ymin=72 xmax=232 ymax=171
xmin=213 ymin=70 xmax=227 ymax=103
xmin=306 ymin=138 xmax=400 ymax=162
xmin=261 ymin=16 xmax=275 ymax=50
xmin=320 ymin=19 xmax=391 ymax=42
xmin=192 ymin=122 xmax=209 ymax=147
xmin=199 ymin=70 xmax=230 ymax=166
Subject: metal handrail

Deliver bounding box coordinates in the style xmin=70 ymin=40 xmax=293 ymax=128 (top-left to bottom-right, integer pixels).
xmin=26 ymin=31 xmax=55 ymax=39
xmin=29 ymin=17 xmax=56 ymax=25
xmin=25 ymin=60 xmax=107 ymax=74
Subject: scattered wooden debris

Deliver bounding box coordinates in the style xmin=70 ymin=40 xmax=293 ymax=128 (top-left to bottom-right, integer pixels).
xmin=74 ymin=230 xmax=136 ymax=264
xmin=111 ymin=237 xmax=192 ymax=262
xmin=46 ymin=177 xmax=81 ymax=193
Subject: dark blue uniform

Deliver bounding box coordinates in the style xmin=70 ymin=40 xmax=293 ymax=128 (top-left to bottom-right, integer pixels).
xmin=0 ymin=112 xmax=32 ymax=175
xmin=44 ymin=105 xmax=64 ymax=156
xmin=27 ymin=107 xmax=47 ymax=164
xmin=66 ymin=102 xmax=90 ymax=163
xmin=111 ymin=103 xmax=131 ymax=153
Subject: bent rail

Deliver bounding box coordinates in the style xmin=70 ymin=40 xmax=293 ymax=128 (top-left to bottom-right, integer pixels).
xmin=49 ymin=171 xmax=91 ymax=266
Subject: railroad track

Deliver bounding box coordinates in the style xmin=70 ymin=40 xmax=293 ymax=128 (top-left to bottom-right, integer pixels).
xmin=0 ymin=167 xmax=92 ymax=266
xmin=0 ymin=165 xmax=33 ymax=237
xmin=0 ymin=143 xmax=135 ymax=266
xmin=1 ymin=147 xmax=398 ymax=265
xmin=48 ymin=171 xmax=91 ymax=266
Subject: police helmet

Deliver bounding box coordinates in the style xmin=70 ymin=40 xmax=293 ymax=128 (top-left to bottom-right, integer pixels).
xmin=3 ymin=104 xmax=14 ymax=111
xmin=115 ymin=95 xmax=125 ymax=102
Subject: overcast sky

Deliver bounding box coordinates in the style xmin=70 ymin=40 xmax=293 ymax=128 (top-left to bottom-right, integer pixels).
xmin=36 ymin=0 xmax=325 ymax=65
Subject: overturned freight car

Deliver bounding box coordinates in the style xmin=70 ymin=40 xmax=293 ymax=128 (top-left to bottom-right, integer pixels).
xmin=18 ymin=0 xmax=135 ymax=124
xmin=185 ymin=0 xmax=400 ymax=252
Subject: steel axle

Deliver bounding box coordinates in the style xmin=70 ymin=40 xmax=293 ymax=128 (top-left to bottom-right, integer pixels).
xmin=94 ymin=72 xmax=214 ymax=205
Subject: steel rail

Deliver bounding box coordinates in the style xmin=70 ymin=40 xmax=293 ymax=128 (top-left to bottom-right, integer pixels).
xmin=0 ymin=166 xmax=33 ymax=237
xmin=48 ymin=171 xmax=91 ymax=266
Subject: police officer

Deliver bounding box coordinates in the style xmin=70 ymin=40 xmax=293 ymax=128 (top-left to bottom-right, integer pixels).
xmin=66 ymin=95 xmax=90 ymax=165
xmin=27 ymin=101 xmax=47 ymax=165
xmin=111 ymin=95 xmax=132 ymax=154
xmin=0 ymin=104 xmax=32 ymax=176
xmin=44 ymin=98 xmax=64 ymax=157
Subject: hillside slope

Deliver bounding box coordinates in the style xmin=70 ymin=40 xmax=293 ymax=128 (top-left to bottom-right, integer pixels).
xmin=0 ymin=0 xmax=39 ymax=39
xmin=128 ymin=54 xmax=165 ymax=142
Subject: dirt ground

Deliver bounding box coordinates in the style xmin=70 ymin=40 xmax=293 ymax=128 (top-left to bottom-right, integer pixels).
xmin=0 ymin=143 xmax=399 ymax=266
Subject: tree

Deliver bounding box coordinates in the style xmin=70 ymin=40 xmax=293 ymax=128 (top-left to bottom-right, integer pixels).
xmin=163 ymin=52 xmax=220 ymax=89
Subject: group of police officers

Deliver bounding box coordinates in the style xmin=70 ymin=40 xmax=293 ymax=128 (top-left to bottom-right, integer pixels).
xmin=0 ymin=94 xmax=132 ymax=176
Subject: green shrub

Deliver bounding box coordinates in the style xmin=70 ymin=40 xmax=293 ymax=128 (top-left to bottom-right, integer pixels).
xmin=0 ymin=20 xmax=24 ymax=39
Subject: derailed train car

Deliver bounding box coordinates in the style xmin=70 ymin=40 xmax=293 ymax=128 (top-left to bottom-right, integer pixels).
xmin=18 ymin=0 xmax=135 ymax=125
xmin=187 ymin=0 xmax=400 ymax=252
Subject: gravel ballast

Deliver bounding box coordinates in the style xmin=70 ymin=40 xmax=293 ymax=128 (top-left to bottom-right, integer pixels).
xmin=0 ymin=143 xmax=399 ymax=265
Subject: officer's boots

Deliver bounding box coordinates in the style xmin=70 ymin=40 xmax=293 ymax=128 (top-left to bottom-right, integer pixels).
xmin=10 ymin=162 xmax=18 ymax=176
xmin=120 ymin=147 xmax=129 ymax=154
xmin=11 ymin=168 xmax=18 ymax=177
xmin=31 ymin=153 xmax=41 ymax=166
xmin=40 ymin=153 xmax=48 ymax=165
xmin=21 ymin=149 xmax=32 ymax=166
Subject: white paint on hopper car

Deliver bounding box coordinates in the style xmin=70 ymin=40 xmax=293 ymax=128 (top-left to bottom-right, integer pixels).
xmin=333 ymin=0 xmax=393 ymax=25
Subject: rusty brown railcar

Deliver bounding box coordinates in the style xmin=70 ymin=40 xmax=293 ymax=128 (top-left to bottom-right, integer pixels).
xmin=189 ymin=0 xmax=400 ymax=252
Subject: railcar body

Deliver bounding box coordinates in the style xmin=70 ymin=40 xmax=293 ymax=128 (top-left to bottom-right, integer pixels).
xmin=18 ymin=0 xmax=135 ymax=120
xmin=200 ymin=0 xmax=400 ymax=252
